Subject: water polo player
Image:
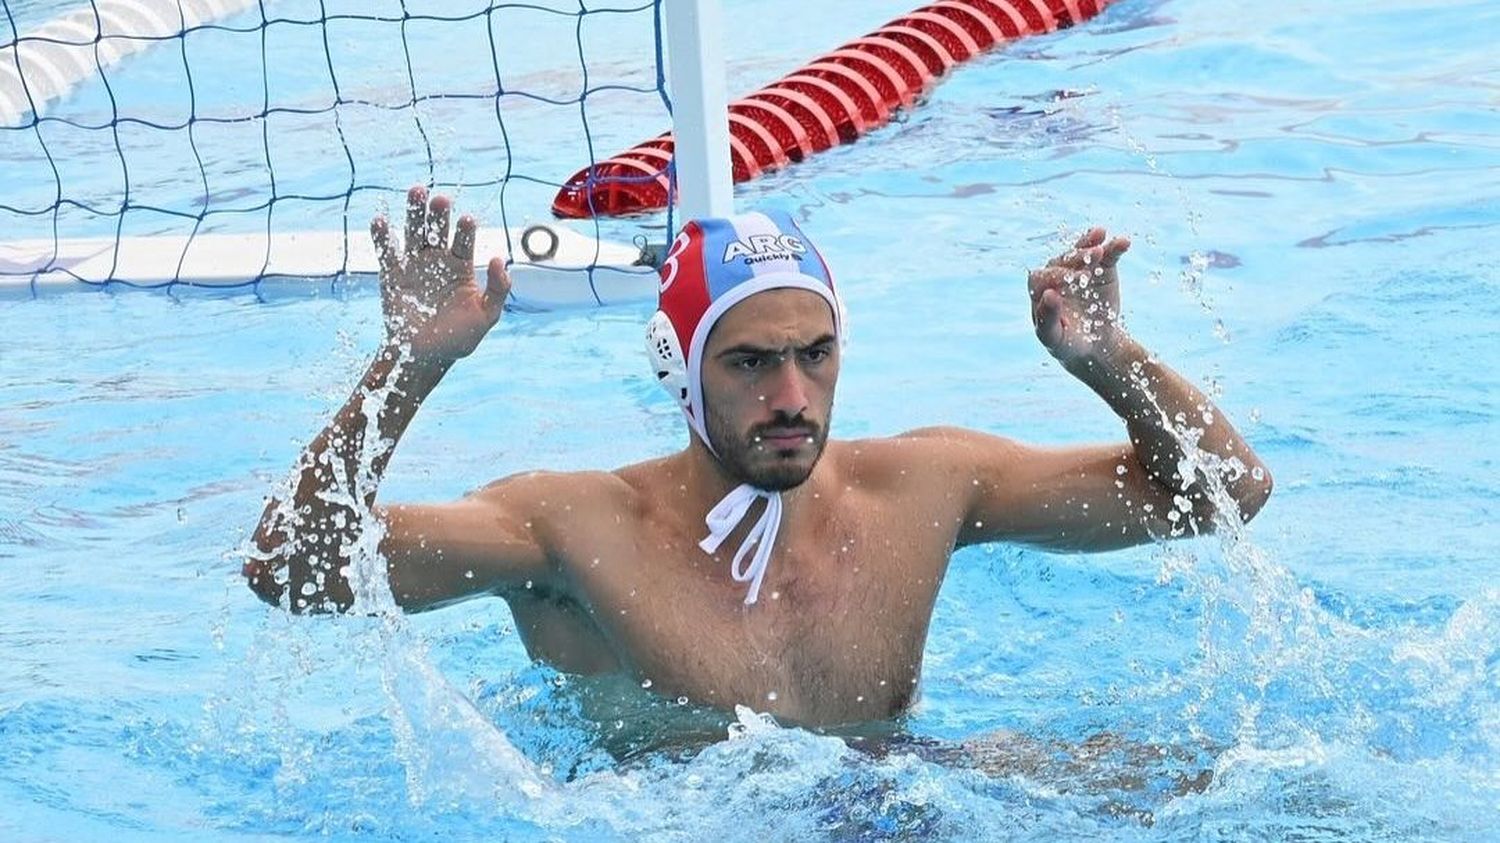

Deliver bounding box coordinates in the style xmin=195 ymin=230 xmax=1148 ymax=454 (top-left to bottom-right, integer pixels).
xmin=246 ymin=187 xmax=1272 ymax=729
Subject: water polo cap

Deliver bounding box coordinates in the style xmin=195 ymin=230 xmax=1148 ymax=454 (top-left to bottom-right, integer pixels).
xmin=645 ymin=209 xmax=844 ymax=605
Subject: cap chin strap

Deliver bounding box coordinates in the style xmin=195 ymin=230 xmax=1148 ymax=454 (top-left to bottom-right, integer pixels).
xmin=698 ymin=484 xmax=783 ymax=606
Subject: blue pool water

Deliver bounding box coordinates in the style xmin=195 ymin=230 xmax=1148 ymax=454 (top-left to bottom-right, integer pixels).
xmin=2 ymin=0 xmax=1498 ymax=839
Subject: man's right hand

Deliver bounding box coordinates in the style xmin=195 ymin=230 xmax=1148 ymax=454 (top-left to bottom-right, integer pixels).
xmin=370 ymin=186 xmax=511 ymax=364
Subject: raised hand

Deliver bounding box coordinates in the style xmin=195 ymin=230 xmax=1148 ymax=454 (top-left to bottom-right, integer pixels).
xmin=370 ymin=186 xmax=511 ymax=364
xmin=1027 ymin=227 xmax=1131 ymax=368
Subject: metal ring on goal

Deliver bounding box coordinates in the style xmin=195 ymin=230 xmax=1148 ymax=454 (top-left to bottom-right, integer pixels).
xmin=520 ymin=225 xmax=561 ymax=263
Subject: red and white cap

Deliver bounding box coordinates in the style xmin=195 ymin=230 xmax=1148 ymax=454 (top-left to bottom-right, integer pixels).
xmin=646 ymin=209 xmax=843 ymax=451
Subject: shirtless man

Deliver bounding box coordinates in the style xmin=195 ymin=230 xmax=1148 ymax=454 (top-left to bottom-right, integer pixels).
xmin=245 ymin=187 xmax=1272 ymax=732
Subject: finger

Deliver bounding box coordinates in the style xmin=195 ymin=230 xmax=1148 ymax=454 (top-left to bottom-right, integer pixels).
xmin=1074 ymin=227 xmax=1106 ymax=250
xmin=1028 ymin=267 xmax=1065 ymax=304
xmin=370 ymin=215 xmax=398 ymax=275
xmin=482 ymin=257 xmax=512 ymax=318
xmin=1058 ymin=245 xmax=1121 ymax=275
xmin=427 ymin=194 xmax=452 ymax=250
xmin=1034 ymin=287 xmax=1067 ymax=347
xmin=451 ymin=214 xmax=477 ymax=263
xmin=404 ymin=185 xmax=427 ymax=256
xmin=1028 ymin=267 xmax=1061 ymax=302
xmin=1100 ymin=235 xmax=1131 ymax=268
xmin=1051 ymin=249 xmax=1091 ymax=270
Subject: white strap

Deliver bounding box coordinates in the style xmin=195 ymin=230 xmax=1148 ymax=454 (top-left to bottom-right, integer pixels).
xmin=698 ymin=483 xmax=783 ymax=605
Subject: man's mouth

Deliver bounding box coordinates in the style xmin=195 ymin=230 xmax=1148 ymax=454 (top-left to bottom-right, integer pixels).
xmin=756 ymin=427 xmax=816 ymax=449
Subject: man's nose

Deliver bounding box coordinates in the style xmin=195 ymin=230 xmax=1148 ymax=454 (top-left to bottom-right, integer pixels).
xmin=765 ymin=361 xmax=810 ymax=417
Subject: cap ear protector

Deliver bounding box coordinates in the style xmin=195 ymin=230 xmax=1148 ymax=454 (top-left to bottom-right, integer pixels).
xmin=645 ymin=309 xmax=689 ymax=411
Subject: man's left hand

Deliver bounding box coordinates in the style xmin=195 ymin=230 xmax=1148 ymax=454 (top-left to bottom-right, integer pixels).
xmin=1027 ymin=227 xmax=1131 ymax=368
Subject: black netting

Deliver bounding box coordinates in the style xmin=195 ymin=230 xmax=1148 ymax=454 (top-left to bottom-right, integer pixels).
xmin=0 ymin=0 xmax=675 ymax=298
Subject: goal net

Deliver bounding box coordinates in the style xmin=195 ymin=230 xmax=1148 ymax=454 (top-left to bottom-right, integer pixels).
xmin=0 ymin=0 xmax=678 ymax=303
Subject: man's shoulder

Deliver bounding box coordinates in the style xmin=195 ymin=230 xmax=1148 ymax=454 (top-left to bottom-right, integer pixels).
xmin=461 ymin=467 xmax=650 ymax=559
xmin=470 ymin=455 xmax=684 ymax=517
xmin=610 ymin=455 xmax=685 ymax=513
xmin=830 ymin=427 xmax=1022 ymax=485
xmin=469 ymin=466 xmax=639 ymax=512
xmin=823 ymin=433 xmax=935 ymax=490
xmin=829 ymin=427 xmax=970 ymax=466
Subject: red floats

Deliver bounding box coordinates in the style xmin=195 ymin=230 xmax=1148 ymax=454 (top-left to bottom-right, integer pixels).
xmin=552 ymin=0 xmax=1115 ymax=219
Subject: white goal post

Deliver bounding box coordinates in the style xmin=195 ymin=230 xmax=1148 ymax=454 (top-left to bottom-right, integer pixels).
xmin=662 ymin=0 xmax=733 ymax=223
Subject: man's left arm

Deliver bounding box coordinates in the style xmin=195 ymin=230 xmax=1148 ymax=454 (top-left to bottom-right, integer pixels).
xmin=908 ymin=228 xmax=1272 ymax=552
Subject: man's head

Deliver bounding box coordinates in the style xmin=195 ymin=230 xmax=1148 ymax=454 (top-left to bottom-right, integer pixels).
xmin=700 ymin=288 xmax=838 ymax=489
xmin=646 ymin=209 xmax=844 ymax=490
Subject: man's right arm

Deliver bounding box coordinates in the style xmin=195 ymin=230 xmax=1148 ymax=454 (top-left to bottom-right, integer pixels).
xmin=244 ymin=186 xmax=533 ymax=613
xmin=376 ymin=474 xmax=570 ymax=612
xmin=243 ymin=352 xmax=557 ymax=614
xmin=248 ymin=459 xmax=561 ymax=613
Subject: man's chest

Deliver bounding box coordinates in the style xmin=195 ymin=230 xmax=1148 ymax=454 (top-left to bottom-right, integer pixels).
xmin=562 ymin=506 xmax=955 ymax=722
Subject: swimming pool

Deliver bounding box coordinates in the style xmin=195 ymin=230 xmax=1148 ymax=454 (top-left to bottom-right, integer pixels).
xmin=2 ymin=0 xmax=1497 ymax=839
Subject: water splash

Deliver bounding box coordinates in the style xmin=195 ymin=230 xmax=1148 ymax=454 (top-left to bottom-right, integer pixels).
xmin=1124 ymin=362 xmax=1499 ymax=834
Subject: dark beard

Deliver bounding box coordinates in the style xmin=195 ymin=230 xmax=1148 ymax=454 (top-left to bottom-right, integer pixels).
xmin=703 ymin=407 xmax=830 ymax=491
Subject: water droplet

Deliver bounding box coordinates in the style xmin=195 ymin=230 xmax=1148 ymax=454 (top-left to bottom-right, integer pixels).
xmin=641 ymin=678 xmax=653 ymax=689
xmin=676 ymin=696 xmax=688 ymax=706
xmin=766 ymin=690 xmax=778 ymax=701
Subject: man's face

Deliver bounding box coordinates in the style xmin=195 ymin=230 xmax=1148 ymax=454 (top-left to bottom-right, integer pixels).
xmin=700 ymin=288 xmax=840 ymax=491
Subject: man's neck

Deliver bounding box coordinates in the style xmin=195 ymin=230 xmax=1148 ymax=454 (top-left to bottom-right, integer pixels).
xmin=676 ymin=439 xmax=834 ymax=533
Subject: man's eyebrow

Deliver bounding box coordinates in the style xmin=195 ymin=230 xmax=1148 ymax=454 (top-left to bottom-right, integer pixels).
xmin=715 ymin=344 xmax=777 ymax=359
xmin=714 ymin=334 xmax=836 ymax=359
